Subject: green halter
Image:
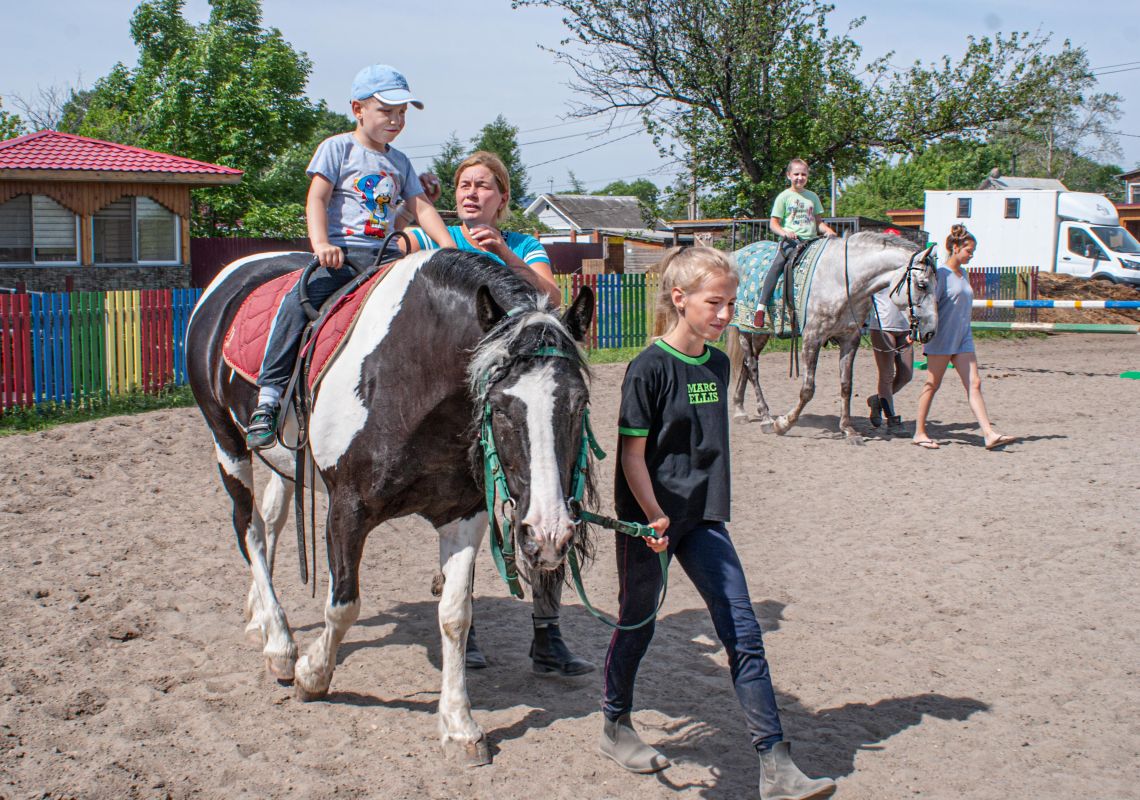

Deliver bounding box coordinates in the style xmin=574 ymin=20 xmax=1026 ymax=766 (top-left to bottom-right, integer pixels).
xmin=478 ymin=346 xmax=668 ymax=630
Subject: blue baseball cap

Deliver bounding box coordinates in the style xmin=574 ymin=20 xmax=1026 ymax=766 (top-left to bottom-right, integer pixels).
xmin=350 ymin=64 xmax=424 ymax=109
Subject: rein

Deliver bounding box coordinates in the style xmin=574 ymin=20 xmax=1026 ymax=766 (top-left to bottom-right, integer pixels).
xmin=478 ymin=343 xmax=668 ymax=630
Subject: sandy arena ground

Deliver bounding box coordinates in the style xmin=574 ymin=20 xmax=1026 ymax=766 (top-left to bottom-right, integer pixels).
xmin=1 ymin=334 xmax=1137 ymax=799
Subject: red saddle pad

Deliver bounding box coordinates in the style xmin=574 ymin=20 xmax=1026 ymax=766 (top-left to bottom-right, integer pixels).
xmin=221 ymin=265 xmax=392 ymax=391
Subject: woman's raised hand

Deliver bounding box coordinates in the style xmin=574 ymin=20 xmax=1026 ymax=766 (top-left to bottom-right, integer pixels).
xmin=466 ymin=223 xmax=508 ymax=257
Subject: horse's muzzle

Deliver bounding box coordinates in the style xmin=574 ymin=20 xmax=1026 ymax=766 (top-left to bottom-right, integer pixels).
xmin=519 ymin=526 xmax=572 ymax=572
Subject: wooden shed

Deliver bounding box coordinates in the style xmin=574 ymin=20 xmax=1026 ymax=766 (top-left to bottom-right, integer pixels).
xmin=0 ymin=130 xmax=241 ymax=291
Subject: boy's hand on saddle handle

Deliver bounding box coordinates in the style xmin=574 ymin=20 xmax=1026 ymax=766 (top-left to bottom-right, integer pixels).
xmin=314 ymin=242 xmax=344 ymax=269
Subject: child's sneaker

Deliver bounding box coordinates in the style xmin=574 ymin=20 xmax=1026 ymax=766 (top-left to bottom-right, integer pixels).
xmin=246 ymin=402 xmax=280 ymax=449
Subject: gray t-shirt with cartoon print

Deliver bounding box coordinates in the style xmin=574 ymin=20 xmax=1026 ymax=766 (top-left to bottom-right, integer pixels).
xmin=306 ymin=132 xmax=423 ymax=248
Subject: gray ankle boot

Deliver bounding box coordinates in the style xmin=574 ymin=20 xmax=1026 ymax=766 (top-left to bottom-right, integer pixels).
xmin=758 ymin=741 xmax=835 ymax=800
xmin=599 ymin=714 xmax=670 ymax=774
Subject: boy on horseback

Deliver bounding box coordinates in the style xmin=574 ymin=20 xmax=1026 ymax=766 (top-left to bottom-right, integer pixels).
xmin=758 ymin=159 xmax=838 ymax=311
xmin=247 ymin=64 xmax=455 ymax=448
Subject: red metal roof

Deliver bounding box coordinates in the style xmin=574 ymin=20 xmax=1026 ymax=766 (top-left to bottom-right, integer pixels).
xmin=0 ymin=130 xmax=243 ymax=177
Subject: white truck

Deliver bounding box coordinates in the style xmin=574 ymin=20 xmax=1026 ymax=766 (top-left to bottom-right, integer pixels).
xmin=924 ymin=189 xmax=1140 ymax=287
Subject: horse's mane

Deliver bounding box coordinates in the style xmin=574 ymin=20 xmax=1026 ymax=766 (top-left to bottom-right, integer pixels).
xmin=845 ymin=231 xmax=921 ymax=254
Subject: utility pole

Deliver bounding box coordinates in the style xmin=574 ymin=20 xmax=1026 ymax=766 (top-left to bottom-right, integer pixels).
xmin=830 ymin=164 xmax=837 ymax=217
xmin=687 ymin=135 xmax=699 ymax=220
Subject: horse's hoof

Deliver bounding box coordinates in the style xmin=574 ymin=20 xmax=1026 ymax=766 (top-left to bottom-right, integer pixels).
xmin=845 ymin=435 xmax=865 ymax=446
xmin=733 ymin=411 xmax=750 ymax=423
xmin=772 ymin=418 xmax=790 ymax=435
xmin=759 ymin=420 xmax=775 ymax=434
xmin=444 ymin=736 xmax=492 ymax=767
xmin=293 ymin=657 xmax=329 ymax=701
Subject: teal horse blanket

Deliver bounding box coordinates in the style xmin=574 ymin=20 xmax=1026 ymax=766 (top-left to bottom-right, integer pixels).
xmin=731 ymin=238 xmax=828 ymax=337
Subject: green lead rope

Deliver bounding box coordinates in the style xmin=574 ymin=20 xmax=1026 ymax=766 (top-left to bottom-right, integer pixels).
xmin=568 ymin=410 xmax=669 ymax=631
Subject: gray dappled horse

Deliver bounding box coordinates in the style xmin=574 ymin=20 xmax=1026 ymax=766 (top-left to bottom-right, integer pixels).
xmin=187 ymin=249 xmax=595 ymax=765
xmin=727 ymin=233 xmax=938 ymax=441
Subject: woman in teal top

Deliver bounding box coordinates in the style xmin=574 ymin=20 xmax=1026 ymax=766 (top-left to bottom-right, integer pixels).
xmin=407 ymin=150 xmax=560 ymax=307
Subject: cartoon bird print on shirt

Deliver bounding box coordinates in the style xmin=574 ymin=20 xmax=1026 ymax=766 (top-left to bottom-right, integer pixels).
xmin=354 ymin=172 xmax=398 ymax=237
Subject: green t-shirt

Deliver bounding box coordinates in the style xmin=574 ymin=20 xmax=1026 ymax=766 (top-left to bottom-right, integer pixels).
xmin=770 ymin=188 xmax=824 ymax=239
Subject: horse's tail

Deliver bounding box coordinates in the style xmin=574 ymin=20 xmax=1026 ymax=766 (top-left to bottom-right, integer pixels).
xmin=725 ymin=325 xmax=743 ymax=385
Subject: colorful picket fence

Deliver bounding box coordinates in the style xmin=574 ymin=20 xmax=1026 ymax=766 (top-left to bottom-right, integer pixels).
xmin=555 ymin=273 xmax=661 ymax=350
xmin=967 ymin=266 xmax=1038 ymax=322
xmin=0 ymin=288 xmax=201 ymax=411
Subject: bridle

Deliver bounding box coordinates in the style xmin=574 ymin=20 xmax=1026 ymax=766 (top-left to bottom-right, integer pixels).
xmin=478 ymin=338 xmax=667 ymax=630
xmin=886 ymin=248 xmax=937 ymax=346
xmin=852 ymin=243 xmax=937 ymax=353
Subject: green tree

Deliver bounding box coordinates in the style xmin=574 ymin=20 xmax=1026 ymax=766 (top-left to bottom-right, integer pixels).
xmin=0 ymin=98 xmax=24 ymax=140
xmin=515 ymin=0 xmax=1103 ymax=218
xmin=62 ymin=0 xmax=318 ymax=234
xmin=253 ymin=105 xmax=352 ymax=207
xmin=594 ymin=178 xmax=661 ymax=226
xmin=837 ymin=140 xmax=1011 ymax=220
xmin=471 ymin=115 xmax=528 ymax=205
xmin=429 ymin=133 xmax=468 ymax=211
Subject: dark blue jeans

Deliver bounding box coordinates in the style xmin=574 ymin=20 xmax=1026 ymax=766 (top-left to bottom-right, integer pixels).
xmin=602 ymin=520 xmax=784 ymax=753
xmin=257 ymin=246 xmax=391 ymax=391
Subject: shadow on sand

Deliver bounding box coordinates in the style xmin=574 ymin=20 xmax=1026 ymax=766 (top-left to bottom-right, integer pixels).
xmin=306 ymin=594 xmax=988 ymax=798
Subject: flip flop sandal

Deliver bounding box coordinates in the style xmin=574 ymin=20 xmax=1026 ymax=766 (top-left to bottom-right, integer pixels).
xmin=912 ymin=439 xmax=940 ymax=450
xmin=985 ymin=434 xmax=1019 ymax=450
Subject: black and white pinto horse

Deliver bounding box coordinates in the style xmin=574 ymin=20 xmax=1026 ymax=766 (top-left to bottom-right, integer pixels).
xmin=727 ymin=232 xmax=938 ymax=441
xmin=187 ymin=249 xmax=594 ymax=764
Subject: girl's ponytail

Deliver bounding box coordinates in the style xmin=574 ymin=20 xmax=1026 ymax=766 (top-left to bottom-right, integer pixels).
xmin=945 ymin=223 xmax=976 ymax=253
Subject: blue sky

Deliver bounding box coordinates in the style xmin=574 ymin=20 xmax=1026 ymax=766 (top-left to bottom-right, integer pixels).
xmin=2 ymin=1 xmax=1137 ymax=196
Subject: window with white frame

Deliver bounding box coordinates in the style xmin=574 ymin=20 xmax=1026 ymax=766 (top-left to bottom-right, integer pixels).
xmin=93 ymin=196 xmax=179 ymax=264
xmin=0 ymin=194 xmax=80 ymax=264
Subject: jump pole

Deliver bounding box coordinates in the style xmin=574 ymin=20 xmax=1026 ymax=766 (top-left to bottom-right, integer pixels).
xmin=972 ymin=299 xmax=1140 ymax=309
xmin=969 ymin=321 xmax=1140 ymax=334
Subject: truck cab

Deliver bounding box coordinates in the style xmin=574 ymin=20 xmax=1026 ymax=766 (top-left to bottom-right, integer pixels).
xmin=1056 ymin=193 xmax=1140 ymax=286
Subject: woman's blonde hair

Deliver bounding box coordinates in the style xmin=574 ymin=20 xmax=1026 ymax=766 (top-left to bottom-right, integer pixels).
xmin=652 ymin=246 xmax=738 ymax=337
xmin=454 ymin=151 xmax=511 ymax=223
xmin=945 ymin=223 xmax=976 ymax=253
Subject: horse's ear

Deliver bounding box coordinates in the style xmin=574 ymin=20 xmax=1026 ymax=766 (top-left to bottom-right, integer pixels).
xmin=920 ymin=244 xmax=937 ymax=262
xmin=475 ymin=285 xmax=507 ymax=332
xmin=563 ymin=286 xmax=595 ymax=343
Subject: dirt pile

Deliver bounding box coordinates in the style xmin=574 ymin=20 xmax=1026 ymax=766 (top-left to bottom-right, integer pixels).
xmin=1033 ymin=273 xmax=1140 ymax=324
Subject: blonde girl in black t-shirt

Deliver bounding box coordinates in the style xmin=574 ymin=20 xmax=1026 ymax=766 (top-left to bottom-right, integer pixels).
xmin=600 ymin=247 xmax=836 ymax=800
